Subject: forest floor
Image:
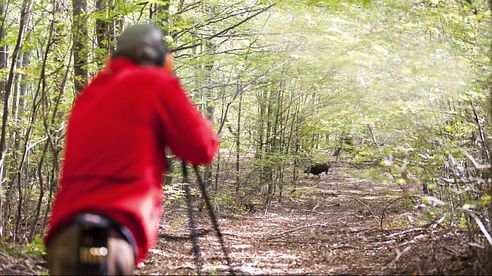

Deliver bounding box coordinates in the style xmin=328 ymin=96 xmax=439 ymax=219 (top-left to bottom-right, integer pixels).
xmin=138 ymin=164 xmax=475 ymax=275
xmin=0 ymin=163 xmax=476 ymax=275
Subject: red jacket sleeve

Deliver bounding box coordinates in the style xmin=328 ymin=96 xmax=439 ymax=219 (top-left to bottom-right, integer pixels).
xmin=154 ymin=74 xmax=219 ymax=165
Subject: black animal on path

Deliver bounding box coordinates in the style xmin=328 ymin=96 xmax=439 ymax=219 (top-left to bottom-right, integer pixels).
xmin=304 ymin=163 xmax=331 ymax=177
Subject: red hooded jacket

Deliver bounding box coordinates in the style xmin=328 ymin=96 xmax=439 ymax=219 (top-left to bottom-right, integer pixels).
xmin=44 ymin=57 xmax=219 ymax=263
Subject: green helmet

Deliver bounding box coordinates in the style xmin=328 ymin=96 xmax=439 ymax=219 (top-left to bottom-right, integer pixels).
xmin=113 ymin=24 xmax=167 ymax=67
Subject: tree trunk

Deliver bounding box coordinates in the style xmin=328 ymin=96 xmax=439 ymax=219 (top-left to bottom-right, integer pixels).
xmin=235 ymin=86 xmax=243 ymax=193
xmin=28 ymin=4 xmax=58 ymax=241
xmin=201 ymin=41 xmax=215 ymax=195
xmin=292 ymin=102 xmax=301 ymax=184
xmin=96 ymin=0 xmax=110 ymax=67
xmin=73 ymin=0 xmax=88 ymax=93
xmin=0 ymin=0 xmax=6 ymax=99
xmin=487 ymin=2 xmax=492 ymax=274
xmin=0 ymin=0 xmax=6 ymax=237
xmin=42 ymin=47 xmax=73 ymax=233
xmin=114 ymin=0 xmax=124 ymax=35
xmin=264 ymin=89 xmax=275 ymax=206
xmin=153 ymin=0 xmax=170 ymax=34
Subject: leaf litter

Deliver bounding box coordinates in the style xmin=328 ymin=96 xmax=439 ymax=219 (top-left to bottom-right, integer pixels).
xmin=138 ymin=164 xmax=475 ymax=275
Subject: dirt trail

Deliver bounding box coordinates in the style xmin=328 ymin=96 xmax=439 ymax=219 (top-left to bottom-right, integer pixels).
xmin=139 ymin=165 xmax=474 ymax=275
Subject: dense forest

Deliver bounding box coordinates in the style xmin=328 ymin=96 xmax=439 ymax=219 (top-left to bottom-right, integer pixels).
xmin=0 ymin=0 xmax=491 ymax=274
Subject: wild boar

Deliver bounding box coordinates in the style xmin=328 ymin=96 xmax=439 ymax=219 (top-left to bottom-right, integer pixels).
xmin=304 ymin=163 xmax=330 ymax=177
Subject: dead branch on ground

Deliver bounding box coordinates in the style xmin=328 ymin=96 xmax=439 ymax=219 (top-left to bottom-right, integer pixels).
xmin=159 ymin=228 xmax=213 ymax=241
xmin=262 ymin=222 xmax=329 ymax=241
xmin=352 ymin=198 xmax=381 ymax=228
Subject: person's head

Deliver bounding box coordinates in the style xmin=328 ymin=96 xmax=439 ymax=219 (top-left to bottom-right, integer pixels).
xmin=113 ymin=24 xmax=173 ymax=72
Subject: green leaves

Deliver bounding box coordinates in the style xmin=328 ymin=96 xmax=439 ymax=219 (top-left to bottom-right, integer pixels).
xmin=23 ymin=235 xmax=46 ymax=257
xmin=277 ymin=0 xmax=371 ymax=8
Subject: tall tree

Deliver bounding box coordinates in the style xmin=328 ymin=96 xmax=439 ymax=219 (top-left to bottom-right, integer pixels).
xmin=72 ymin=0 xmax=88 ymax=92
xmin=152 ymin=0 xmax=170 ymax=33
xmin=0 ymin=0 xmax=5 ymax=237
xmin=488 ymin=2 xmax=492 ymax=274
xmin=96 ymin=0 xmax=110 ymax=66
xmin=0 ymin=0 xmax=6 ymax=96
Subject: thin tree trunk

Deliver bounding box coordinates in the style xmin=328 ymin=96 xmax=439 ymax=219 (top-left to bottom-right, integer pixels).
xmin=202 ymin=41 xmax=215 ymax=194
xmin=487 ymin=1 xmax=492 ymax=274
xmin=11 ymin=52 xmax=22 ymax=121
xmin=235 ymin=86 xmax=243 ymax=193
xmin=367 ymin=124 xmax=380 ymax=148
xmin=73 ymin=0 xmax=88 ymax=93
xmin=0 ymin=0 xmax=6 ymax=237
xmin=292 ymin=102 xmax=301 ymax=184
xmin=42 ymin=49 xmax=72 ymax=233
xmin=256 ymin=91 xmax=265 ymax=159
xmin=18 ymin=52 xmax=29 ymax=116
xmin=96 ymin=0 xmax=110 ymax=67
xmin=279 ymin=91 xmax=293 ymax=202
xmin=113 ymin=0 xmax=124 ymax=37
xmin=264 ymin=89 xmax=275 ymax=205
xmin=269 ymin=89 xmax=282 ymax=202
xmin=154 ymin=0 xmax=170 ymax=34
xmin=29 ymin=3 xmax=58 ymax=241
xmin=214 ymin=152 xmax=220 ymax=191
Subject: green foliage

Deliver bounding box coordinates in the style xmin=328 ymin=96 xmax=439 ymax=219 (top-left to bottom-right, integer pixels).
xmin=277 ymin=0 xmax=371 ymax=8
xmin=0 ymin=243 xmax=16 ymax=256
xmin=23 ymin=235 xmax=47 ymax=257
xmin=0 ymin=235 xmax=46 ymax=258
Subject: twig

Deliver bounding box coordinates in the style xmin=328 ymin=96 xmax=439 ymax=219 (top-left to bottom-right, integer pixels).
xmin=299 ymin=206 xmax=338 ymax=215
xmin=387 ymin=246 xmax=412 ymax=266
xmin=222 ymin=232 xmax=254 ymax=239
xmin=262 ymin=222 xmax=329 ymax=241
xmin=352 ymin=198 xmax=380 ymax=227
xmin=387 ymin=228 xmax=427 ymax=239
xmin=160 ymin=228 xmax=213 ymax=241
xmin=462 ymin=209 xmax=492 ymax=246
xmin=265 ymin=240 xmax=358 ymax=250
xmin=380 ymin=197 xmax=404 ymax=233
xmin=172 ymin=4 xmax=275 ymax=52
xmin=462 ymin=150 xmax=491 ymax=170
xmin=367 ymin=124 xmax=380 ymax=148
xmin=469 ymin=102 xmax=490 ymax=162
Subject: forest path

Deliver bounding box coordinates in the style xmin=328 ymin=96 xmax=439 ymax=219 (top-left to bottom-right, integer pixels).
xmin=138 ymin=164 xmax=473 ymax=275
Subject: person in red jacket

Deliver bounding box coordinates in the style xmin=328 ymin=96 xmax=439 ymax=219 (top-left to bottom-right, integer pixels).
xmin=44 ymin=24 xmax=219 ymax=274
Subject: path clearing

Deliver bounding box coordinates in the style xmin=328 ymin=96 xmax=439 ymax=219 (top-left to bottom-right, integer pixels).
xmin=139 ymin=165 xmax=474 ymax=275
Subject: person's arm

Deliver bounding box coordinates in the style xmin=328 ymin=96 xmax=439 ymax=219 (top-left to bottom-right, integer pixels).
xmin=155 ymin=75 xmax=219 ymax=165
